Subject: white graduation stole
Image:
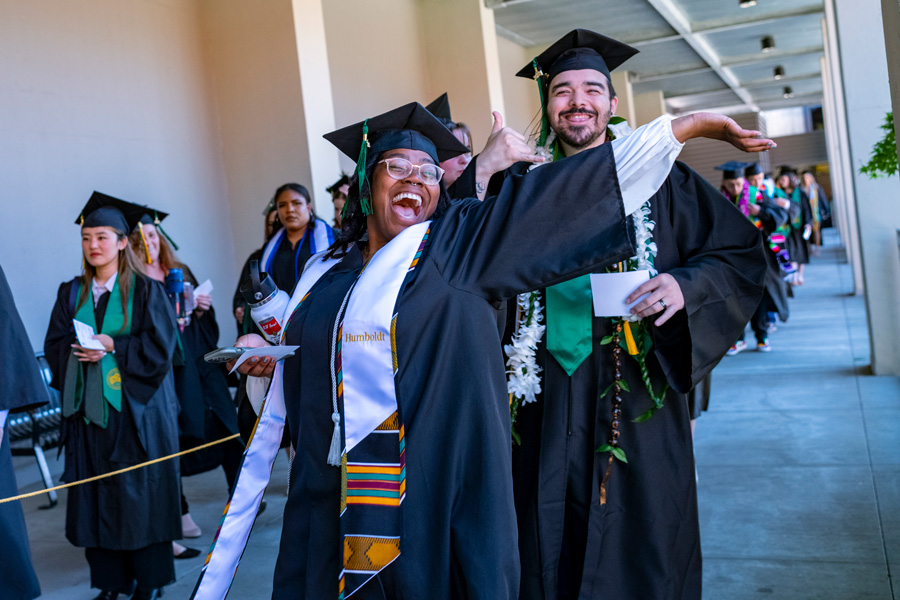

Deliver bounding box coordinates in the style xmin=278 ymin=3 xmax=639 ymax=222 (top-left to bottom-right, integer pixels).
xmin=260 ymin=218 xmax=335 ymax=276
xmin=192 ymin=221 xmax=430 ymax=600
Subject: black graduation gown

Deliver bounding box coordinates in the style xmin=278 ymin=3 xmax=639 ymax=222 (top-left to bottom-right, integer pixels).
xmin=44 ymin=274 xmax=182 ymax=550
xmin=511 ymin=162 xmax=766 ymax=600
xmin=175 ymin=266 xmax=241 ymax=477
xmin=785 ymin=189 xmax=812 ymax=265
xmin=271 ymin=229 xmax=313 ymax=294
xmin=0 ymin=264 xmax=45 ymax=600
xmin=273 ymin=142 xmax=635 ymax=599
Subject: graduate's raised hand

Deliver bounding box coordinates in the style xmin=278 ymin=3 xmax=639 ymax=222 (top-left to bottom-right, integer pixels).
xmin=474 ymin=112 xmax=545 ymax=199
xmin=626 ymin=273 xmax=685 ymax=327
xmin=230 ymin=333 xmax=276 ymax=378
xmin=671 ymin=113 xmax=776 ymax=152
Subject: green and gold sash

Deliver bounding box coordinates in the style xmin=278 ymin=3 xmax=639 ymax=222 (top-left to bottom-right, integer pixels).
xmin=62 ymin=274 xmax=134 ymax=428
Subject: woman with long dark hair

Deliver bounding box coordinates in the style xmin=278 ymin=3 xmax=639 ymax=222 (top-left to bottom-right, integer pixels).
xmin=44 ymin=193 xmax=181 ymax=600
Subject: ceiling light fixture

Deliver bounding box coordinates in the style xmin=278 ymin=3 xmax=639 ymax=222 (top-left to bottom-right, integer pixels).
xmin=739 ymin=0 xmax=757 ymax=7
xmin=774 ymin=66 xmax=785 ymax=79
xmin=783 ymin=86 xmax=794 ymax=98
xmin=761 ymin=36 xmax=775 ymax=52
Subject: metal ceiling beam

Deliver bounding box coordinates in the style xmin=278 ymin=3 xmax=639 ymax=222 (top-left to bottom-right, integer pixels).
xmin=666 ymin=85 xmax=822 ymax=105
xmin=630 ymin=6 xmax=825 ymax=47
xmin=643 ymin=0 xmax=759 ymax=111
xmin=722 ymin=45 xmax=824 ymax=67
xmin=670 ymin=92 xmax=824 ymax=116
xmin=632 ymin=46 xmax=825 ymax=84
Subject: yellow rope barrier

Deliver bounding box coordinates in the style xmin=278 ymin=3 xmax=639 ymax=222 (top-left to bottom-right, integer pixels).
xmin=0 ymin=433 xmax=242 ymax=505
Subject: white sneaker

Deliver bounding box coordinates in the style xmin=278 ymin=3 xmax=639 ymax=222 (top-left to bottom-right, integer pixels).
xmin=726 ymin=341 xmax=748 ymax=356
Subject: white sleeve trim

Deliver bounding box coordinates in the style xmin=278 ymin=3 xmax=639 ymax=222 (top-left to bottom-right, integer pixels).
xmin=611 ymin=114 xmax=684 ymax=215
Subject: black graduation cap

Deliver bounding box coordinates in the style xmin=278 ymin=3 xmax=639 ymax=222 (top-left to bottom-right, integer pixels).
xmin=516 ymin=29 xmax=639 ymax=85
xmin=744 ymin=163 xmax=764 ymax=177
xmin=76 ymin=191 xmax=162 ymax=233
xmin=326 ymin=174 xmax=351 ymax=195
xmin=715 ymin=161 xmax=751 ymax=180
xmin=425 ymin=93 xmax=454 ymax=127
xmin=324 ymin=101 xmax=469 ymax=164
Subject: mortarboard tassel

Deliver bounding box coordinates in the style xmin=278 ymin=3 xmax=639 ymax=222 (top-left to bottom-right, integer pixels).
xmin=80 ymin=215 xmax=86 ymax=271
xmin=356 ymin=119 xmax=373 ymax=216
xmin=137 ymin=222 xmax=152 ymax=264
xmin=532 ymin=59 xmax=551 ymax=147
xmin=154 ymin=211 xmax=179 ymax=251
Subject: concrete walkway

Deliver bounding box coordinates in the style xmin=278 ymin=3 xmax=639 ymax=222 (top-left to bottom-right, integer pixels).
xmin=11 ymin=230 xmax=898 ymax=599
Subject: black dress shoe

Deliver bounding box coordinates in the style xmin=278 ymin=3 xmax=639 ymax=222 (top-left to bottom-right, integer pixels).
xmin=131 ymin=588 xmax=164 ymax=600
xmin=93 ymin=592 xmax=119 ymax=600
xmin=173 ymin=545 xmax=202 ymax=559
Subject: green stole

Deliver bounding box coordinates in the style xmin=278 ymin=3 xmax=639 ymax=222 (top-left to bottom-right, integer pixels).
xmin=62 ymin=274 xmax=134 ymax=428
xmin=790 ymin=188 xmax=802 ymax=228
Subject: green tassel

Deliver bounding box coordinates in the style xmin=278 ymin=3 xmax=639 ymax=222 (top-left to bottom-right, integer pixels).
xmin=356 ymin=119 xmax=373 ymax=216
xmin=533 ymin=58 xmax=551 ymax=147
xmin=154 ymin=211 xmax=179 ymax=250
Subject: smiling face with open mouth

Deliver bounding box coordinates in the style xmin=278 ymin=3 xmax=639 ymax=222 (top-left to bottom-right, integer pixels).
xmin=368 ymin=148 xmax=441 ymax=249
xmin=547 ymin=68 xmax=619 ymax=153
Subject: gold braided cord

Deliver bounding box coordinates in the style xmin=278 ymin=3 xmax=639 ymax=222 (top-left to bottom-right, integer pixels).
xmin=0 ymin=433 xmax=241 ymax=505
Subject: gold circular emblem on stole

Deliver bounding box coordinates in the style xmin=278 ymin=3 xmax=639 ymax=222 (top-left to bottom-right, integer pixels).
xmin=107 ymin=368 xmax=122 ymax=390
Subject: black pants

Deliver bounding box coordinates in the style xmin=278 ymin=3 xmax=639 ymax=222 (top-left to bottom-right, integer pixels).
xmin=739 ymin=294 xmax=770 ymax=344
xmin=85 ymin=541 xmax=174 ymax=593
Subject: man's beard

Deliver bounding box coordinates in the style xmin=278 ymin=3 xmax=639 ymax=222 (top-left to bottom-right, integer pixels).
xmin=552 ymin=107 xmax=612 ymax=150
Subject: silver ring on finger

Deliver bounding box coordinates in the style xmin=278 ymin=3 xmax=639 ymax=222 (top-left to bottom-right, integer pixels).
xmin=658 ymin=298 xmax=667 ymax=309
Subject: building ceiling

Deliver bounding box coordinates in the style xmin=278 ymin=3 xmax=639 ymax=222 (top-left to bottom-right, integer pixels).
xmin=490 ymin=0 xmax=825 ymax=114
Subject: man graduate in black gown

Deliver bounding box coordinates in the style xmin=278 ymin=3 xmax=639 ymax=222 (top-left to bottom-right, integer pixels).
xmin=460 ymin=30 xmax=768 ymax=600
xmin=0 ymin=264 xmax=45 ymax=600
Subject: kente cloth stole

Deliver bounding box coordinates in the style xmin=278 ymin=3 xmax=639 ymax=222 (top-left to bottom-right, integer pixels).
xmin=62 ymin=274 xmax=134 ymax=428
xmin=260 ymin=218 xmax=335 ymax=281
xmin=189 ymin=223 xmax=429 ymax=600
xmin=545 ymin=275 xmax=594 ymax=376
xmin=338 ymin=221 xmax=430 ymax=599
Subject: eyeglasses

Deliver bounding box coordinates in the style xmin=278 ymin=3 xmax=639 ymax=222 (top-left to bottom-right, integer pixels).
xmin=378 ymin=158 xmax=445 ymax=185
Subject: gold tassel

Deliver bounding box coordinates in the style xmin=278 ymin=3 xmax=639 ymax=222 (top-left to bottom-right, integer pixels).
xmin=137 ymin=222 xmax=151 ymax=264
xmin=623 ymin=321 xmax=639 ymax=356
xmin=599 ymin=454 xmax=614 ymax=505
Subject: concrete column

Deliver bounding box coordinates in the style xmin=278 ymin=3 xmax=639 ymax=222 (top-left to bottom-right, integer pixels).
xmin=291 ymin=0 xmax=341 ymax=220
xmin=419 ymin=0 xmax=507 ymax=150
xmin=200 ymin=0 xmax=339 ymax=274
xmin=822 ymin=3 xmax=864 ymax=295
xmin=611 ymin=70 xmax=636 ymax=125
xmin=820 ymin=55 xmax=847 ymax=238
xmin=882 ymin=0 xmax=900 ymax=167
xmin=634 ymin=90 xmax=667 ymax=127
xmin=829 ymin=0 xmax=900 ymax=375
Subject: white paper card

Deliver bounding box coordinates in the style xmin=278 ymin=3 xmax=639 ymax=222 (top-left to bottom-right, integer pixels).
xmin=589 ymin=270 xmax=651 ymax=317
xmin=193 ymin=279 xmax=213 ymax=297
xmin=229 ymin=346 xmax=299 ymax=374
xmin=73 ymin=319 xmax=106 ymax=349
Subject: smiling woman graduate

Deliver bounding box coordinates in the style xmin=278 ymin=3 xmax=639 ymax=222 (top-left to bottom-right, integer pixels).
xmin=43 ymin=192 xmax=181 ymax=600
xmin=189 ymin=101 xmax=767 ymax=600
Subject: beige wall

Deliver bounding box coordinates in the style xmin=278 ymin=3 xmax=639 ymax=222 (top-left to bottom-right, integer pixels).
xmin=199 ymin=0 xmax=319 ymax=273
xmin=496 ymin=37 xmax=542 ymax=138
xmin=323 ymin=0 xmax=432 ymax=173
xmin=0 ymin=0 xmax=235 ymax=348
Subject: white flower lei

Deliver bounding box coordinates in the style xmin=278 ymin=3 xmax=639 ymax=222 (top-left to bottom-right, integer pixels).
xmin=505 ymin=202 xmax=657 ymax=405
